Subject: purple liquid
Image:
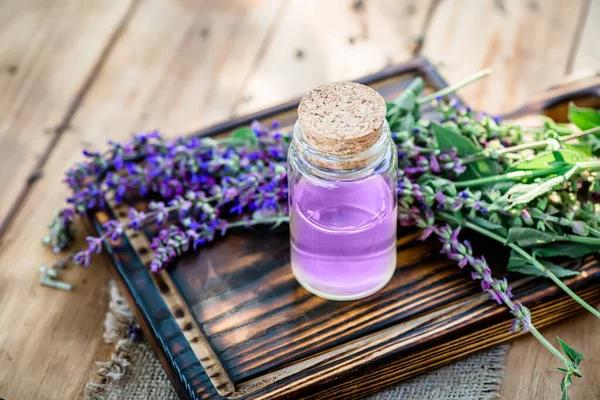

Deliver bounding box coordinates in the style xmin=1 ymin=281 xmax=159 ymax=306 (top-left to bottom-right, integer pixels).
xmin=290 ymin=174 xmax=397 ymax=300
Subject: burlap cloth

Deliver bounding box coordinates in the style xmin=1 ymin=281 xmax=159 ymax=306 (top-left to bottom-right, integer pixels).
xmin=86 ymin=281 xmax=508 ymax=400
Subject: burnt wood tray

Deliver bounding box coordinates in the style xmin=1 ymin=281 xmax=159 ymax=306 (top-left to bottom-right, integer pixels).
xmin=91 ymin=58 xmax=600 ymax=400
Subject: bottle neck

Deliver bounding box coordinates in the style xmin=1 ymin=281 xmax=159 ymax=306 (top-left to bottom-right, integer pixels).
xmin=291 ymin=119 xmax=391 ymax=181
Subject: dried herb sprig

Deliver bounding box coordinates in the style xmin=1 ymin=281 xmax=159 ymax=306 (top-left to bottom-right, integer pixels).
xmin=430 ymin=224 xmax=582 ymax=379
xmin=57 ymin=121 xmax=290 ymax=271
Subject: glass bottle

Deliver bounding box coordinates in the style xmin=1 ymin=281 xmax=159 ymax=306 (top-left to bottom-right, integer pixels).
xmin=288 ymin=81 xmax=398 ymax=301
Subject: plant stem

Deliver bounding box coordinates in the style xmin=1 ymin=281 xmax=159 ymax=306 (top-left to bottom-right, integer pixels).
xmin=418 ymin=69 xmax=491 ymax=104
xmin=456 ymin=161 xmax=600 ymax=189
xmin=439 ymin=212 xmax=600 ymax=319
xmin=528 ymin=325 xmax=582 ymax=377
xmin=511 ymin=245 xmax=600 ymax=319
xmin=227 ymin=215 xmax=289 ymax=229
xmin=533 ymin=214 xmax=600 ymax=239
xmin=463 ymin=126 xmax=600 ymax=164
xmin=437 ymin=212 xmax=581 ymax=374
xmin=561 ymin=126 xmax=600 ymax=142
xmin=213 ymin=136 xmax=254 ymax=146
xmin=564 ymin=234 xmax=600 ymax=245
xmin=453 ymin=167 xmax=567 ymax=188
xmin=588 ymin=226 xmax=600 ymax=238
xmin=577 ymin=160 xmax=600 ymax=170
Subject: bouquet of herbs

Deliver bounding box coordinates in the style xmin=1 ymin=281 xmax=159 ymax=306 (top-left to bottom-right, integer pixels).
xmin=43 ymin=71 xmax=600 ymax=399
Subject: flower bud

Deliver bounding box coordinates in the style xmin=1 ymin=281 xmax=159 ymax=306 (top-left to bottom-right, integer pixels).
xmin=521 ymin=209 xmax=533 ymax=225
xmin=571 ymin=221 xmax=589 ymax=236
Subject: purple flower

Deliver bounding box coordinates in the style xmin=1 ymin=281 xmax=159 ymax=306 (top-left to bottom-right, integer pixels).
xmin=451 ymin=227 xmax=461 ymax=242
xmin=429 ymin=155 xmax=441 ymax=173
xmin=74 ymin=250 xmax=92 ymax=267
xmin=571 ymin=220 xmax=589 ymax=236
xmin=453 ymin=163 xmax=467 ymax=175
xmin=521 ymin=209 xmax=533 ymax=226
xmin=420 ymin=226 xmax=435 ymax=241
xmin=102 ymin=220 xmax=124 ymax=241
xmin=509 ymin=302 xmax=531 ymax=333
xmin=488 ymin=289 xmax=504 ymax=304
xmin=434 ymin=191 xmax=446 ymax=204
xmin=113 ymin=154 xmax=124 ymax=170
xmin=149 ymin=201 xmax=169 ymax=226
xmin=86 ymin=237 xmax=103 ymax=254
xmin=450 ymin=201 xmax=462 ymax=212
xmin=509 ymin=318 xmax=523 ymax=334
xmin=128 ymin=208 xmax=147 ymax=230
xmin=430 ymin=223 xmax=531 ymax=335
xmin=82 ymin=149 xmax=100 ymax=158
xmin=149 ymin=259 xmax=161 ymax=273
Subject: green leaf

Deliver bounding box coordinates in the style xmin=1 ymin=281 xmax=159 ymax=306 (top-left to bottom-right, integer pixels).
xmin=568 ymin=102 xmax=600 ymax=131
xmin=473 ymin=159 xmax=494 ymax=175
xmin=542 ymin=116 xmax=573 ymax=136
xmin=558 ymin=337 xmax=584 ymax=367
xmin=494 ymin=183 xmax=540 ymax=208
xmin=506 ymin=228 xmax=559 ymax=247
xmin=431 ymin=122 xmax=500 ymax=179
xmin=469 ymin=216 xmax=506 ymax=232
xmin=230 ymin=126 xmax=258 ymax=147
xmin=432 ymin=122 xmax=478 ymax=157
xmin=491 ymin=181 xmax=515 ymax=193
xmin=424 ymin=177 xmax=455 ymax=191
xmin=561 ymin=373 xmax=572 ymax=400
xmin=533 ymin=243 xmax=600 ymax=258
xmin=401 ymin=113 xmax=415 ymax=133
xmin=565 ymin=143 xmax=593 ymax=158
xmin=509 ymin=150 xmax=584 ymax=171
xmin=536 ymin=261 xmax=580 ymax=278
xmin=496 ymin=165 xmax=579 ymax=208
xmin=231 ymin=126 xmax=254 ymax=139
xmin=391 ymin=91 xmax=417 ymax=111
xmin=386 ymin=80 xmax=423 ymax=132
xmin=506 ymin=251 xmax=543 ymax=276
xmin=387 ymin=110 xmax=400 ymax=131
xmin=387 ymin=78 xmax=423 ymax=116
xmin=406 ymin=77 xmax=425 ymax=97
xmin=507 ymin=251 xmax=579 ymax=278
xmin=507 ymin=250 xmax=528 ymax=269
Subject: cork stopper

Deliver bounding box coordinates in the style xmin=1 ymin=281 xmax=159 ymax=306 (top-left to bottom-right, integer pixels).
xmin=298 ymin=82 xmax=386 ymax=164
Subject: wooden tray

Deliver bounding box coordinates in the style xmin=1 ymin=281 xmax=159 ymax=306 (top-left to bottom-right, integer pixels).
xmin=91 ymin=58 xmax=600 ymax=400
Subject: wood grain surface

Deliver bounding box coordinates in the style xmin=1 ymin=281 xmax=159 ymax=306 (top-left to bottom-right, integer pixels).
xmin=571 ymin=0 xmax=600 ymax=75
xmin=0 ymin=0 xmax=133 ymax=236
xmin=422 ymin=0 xmax=589 ymax=114
xmin=234 ymin=0 xmax=435 ymax=115
xmin=0 ymin=1 xmax=599 ymax=399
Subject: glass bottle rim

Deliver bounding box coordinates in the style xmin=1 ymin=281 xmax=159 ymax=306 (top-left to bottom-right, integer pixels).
xmin=292 ymin=119 xmax=390 ymax=175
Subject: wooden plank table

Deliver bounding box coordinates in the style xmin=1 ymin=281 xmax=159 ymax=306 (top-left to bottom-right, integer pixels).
xmin=0 ymin=1 xmax=598 ymax=399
